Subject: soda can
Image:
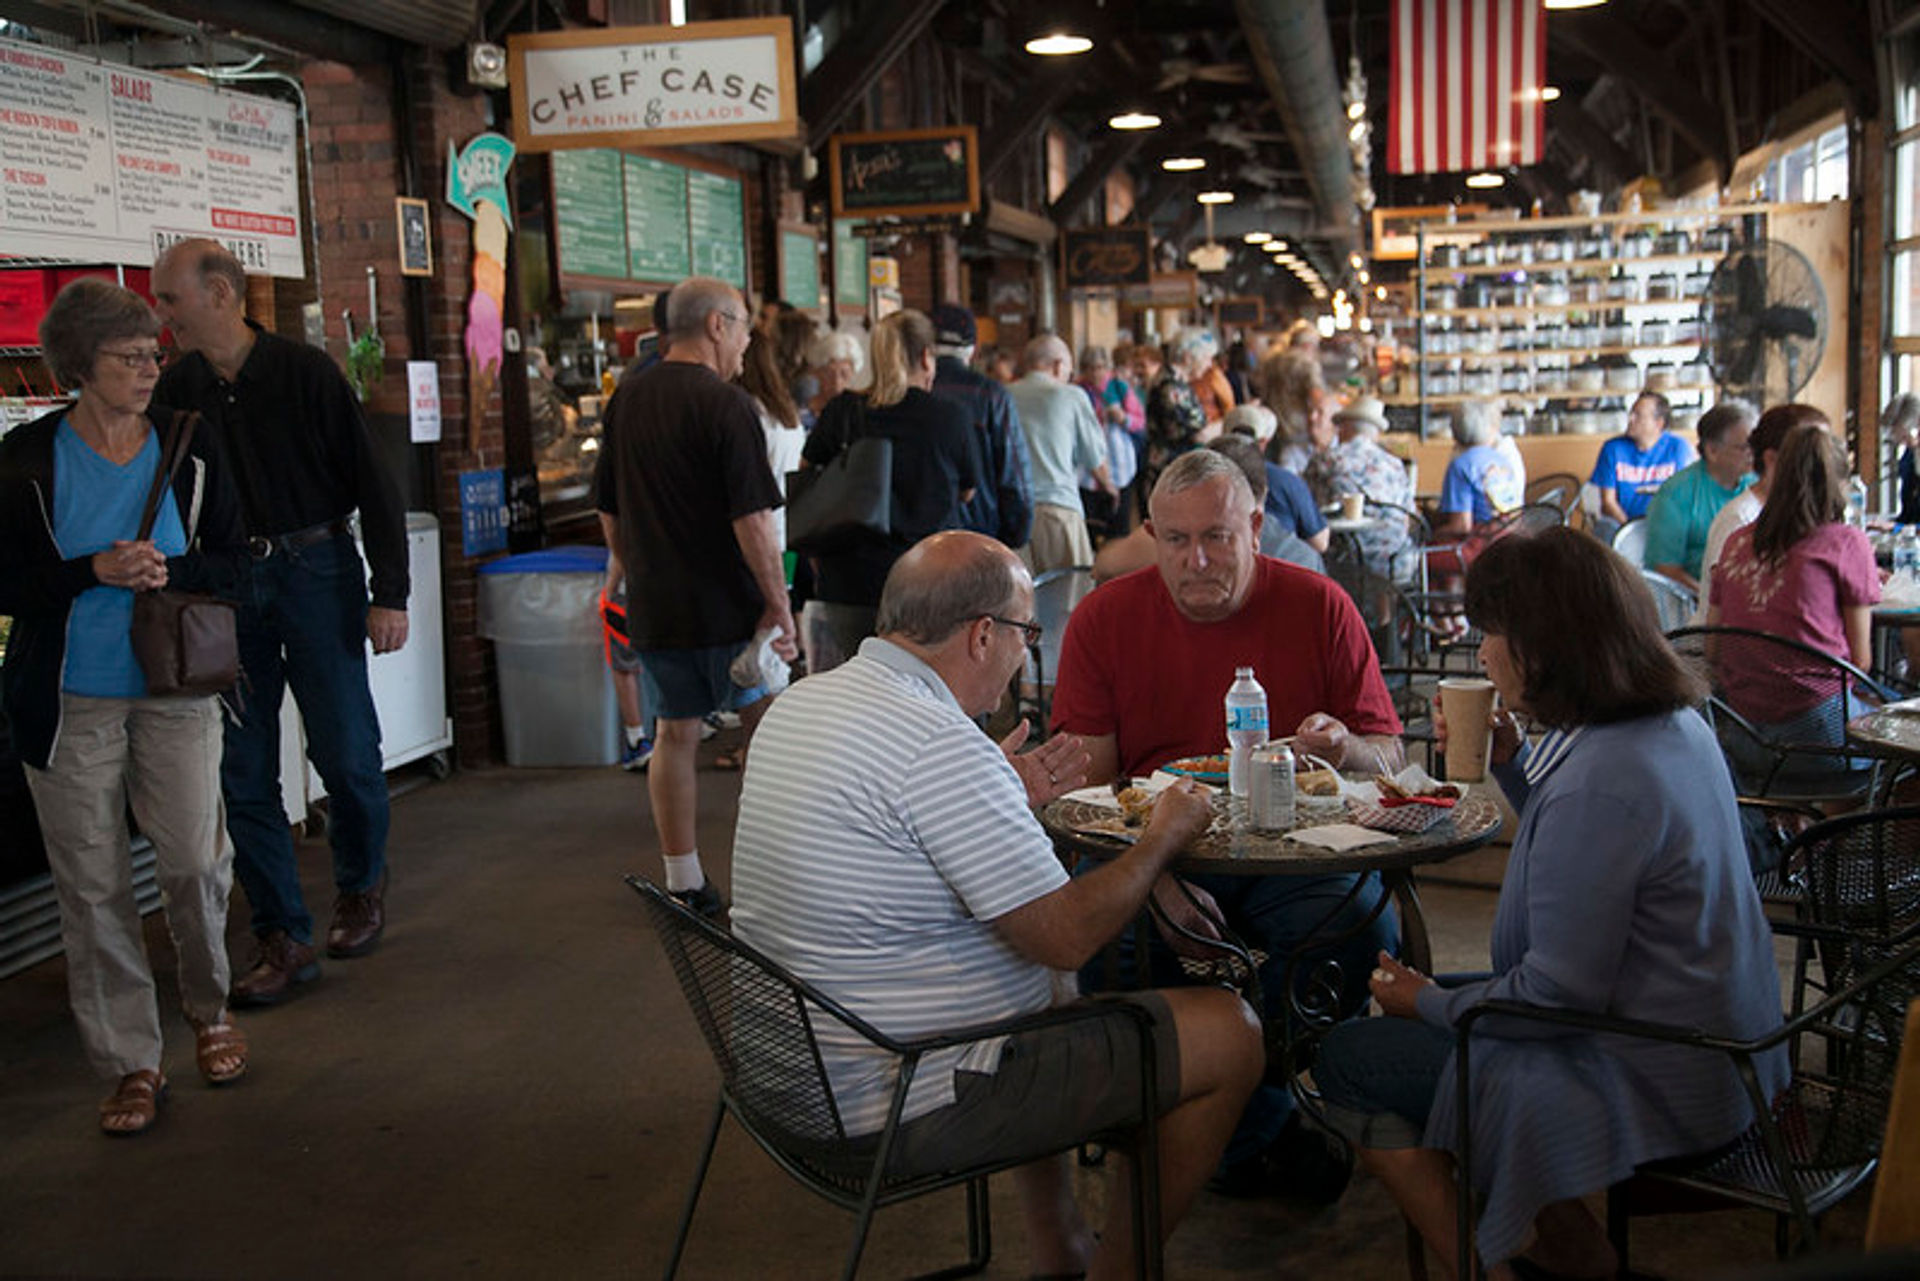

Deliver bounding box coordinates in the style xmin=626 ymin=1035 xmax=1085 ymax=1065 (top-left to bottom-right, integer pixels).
xmin=1247 ymin=739 xmax=1296 ymax=832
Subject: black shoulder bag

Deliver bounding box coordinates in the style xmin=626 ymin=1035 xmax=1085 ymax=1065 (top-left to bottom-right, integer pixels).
xmin=785 ymin=396 xmax=893 ymax=556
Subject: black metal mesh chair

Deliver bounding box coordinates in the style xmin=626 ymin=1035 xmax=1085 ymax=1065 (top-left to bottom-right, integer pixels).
xmin=1524 ymin=472 xmax=1582 ymax=519
xmin=1638 ymin=567 xmax=1698 ymax=634
xmin=629 ymin=877 xmax=1165 ymax=1281
xmin=1450 ymin=931 xmax=1920 ymax=1277
xmin=1667 ymin=626 xmax=1897 ymax=804
xmin=1786 ymin=807 xmax=1920 ymax=1019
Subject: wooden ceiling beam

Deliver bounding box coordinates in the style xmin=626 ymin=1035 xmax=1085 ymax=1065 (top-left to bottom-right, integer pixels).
xmin=1549 ymin=102 xmax=1641 ymax=190
xmin=977 ymin=70 xmax=1078 ymax=191
xmin=1550 ymin=15 xmax=1729 ymax=181
xmin=1047 ymin=133 xmax=1145 ymax=226
xmin=1745 ymin=0 xmax=1878 ymax=114
xmin=801 ymin=0 xmax=947 ymax=150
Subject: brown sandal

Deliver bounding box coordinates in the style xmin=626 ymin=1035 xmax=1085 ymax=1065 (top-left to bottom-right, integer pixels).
xmin=99 ymin=1069 xmax=167 ymax=1136
xmin=192 ymin=1017 xmax=248 ymax=1086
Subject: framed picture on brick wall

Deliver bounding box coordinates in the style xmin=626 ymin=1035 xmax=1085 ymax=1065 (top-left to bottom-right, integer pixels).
xmin=396 ymin=197 xmax=433 ymax=277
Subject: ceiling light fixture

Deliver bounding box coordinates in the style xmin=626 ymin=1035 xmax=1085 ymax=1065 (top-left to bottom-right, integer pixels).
xmin=1375 ymin=285 xmax=1388 ymax=300
xmin=1160 ymin=156 xmax=1205 ymax=171
xmin=1348 ymin=120 xmax=1367 ymax=142
xmin=1196 ymin=190 xmax=1235 ymax=204
xmin=1271 ymin=240 xmax=1288 ymax=252
xmin=1543 ymin=0 xmax=1607 ymax=9
xmin=1347 ymin=100 xmax=1366 ymax=121
xmin=1357 ymin=269 xmax=1371 ymax=284
xmin=1024 ymin=33 xmax=1093 ymax=56
xmin=1109 ymin=111 xmax=1162 ymax=131
xmin=1349 ymin=253 xmax=1364 ymax=269
xmin=1244 ymin=231 xmax=1272 ymax=244
xmin=1465 ymin=171 xmax=1506 ymax=189
xmin=1540 ymin=86 xmax=1562 ymax=102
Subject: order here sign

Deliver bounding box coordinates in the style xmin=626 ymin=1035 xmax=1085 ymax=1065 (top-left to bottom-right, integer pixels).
xmin=507 ymin=18 xmax=798 ymax=154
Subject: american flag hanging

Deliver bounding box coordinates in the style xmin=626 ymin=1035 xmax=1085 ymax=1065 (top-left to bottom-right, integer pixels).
xmin=1389 ymin=0 xmax=1548 ymax=175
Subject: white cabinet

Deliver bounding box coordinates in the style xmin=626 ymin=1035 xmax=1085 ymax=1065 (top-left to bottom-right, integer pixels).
xmin=280 ymin=513 xmax=452 ymax=820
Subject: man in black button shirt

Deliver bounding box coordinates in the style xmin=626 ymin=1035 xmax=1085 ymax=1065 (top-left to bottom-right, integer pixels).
xmin=152 ymin=239 xmax=408 ymax=1005
xmin=599 ymin=277 xmax=796 ymax=917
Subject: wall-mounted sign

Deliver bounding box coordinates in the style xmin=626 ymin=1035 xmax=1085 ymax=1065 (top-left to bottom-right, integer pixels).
xmin=1121 ymin=271 xmax=1200 ymax=308
xmin=0 ymin=35 xmax=304 ymax=277
xmin=829 ymin=126 xmax=980 ymax=220
xmin=1062 ymin=226 xmax=1152 ymax=288
xmin=778 ymin=226 xmax=821 ymax=311
xmin=548 ymin=147 xmax=746 ymax=290
xmin=406 ymin=360 xmax=441 ymax=443
xmin=507 ymin=18 xmax=798 ymax=153
xmin=395 ymin=197 xmax=432 ymax=277
xmin=446 ymin=132 xmax=516 ymax=450
xmin=869 ymin=257 xmax=900 ymax=290
xmin=1370 ymin=203 xmax=1490 ymax=261
xmin=833 ymin=220 xmax=868 ymax=309
xmin=1216 ymin=297 xmax=1264 ymax=327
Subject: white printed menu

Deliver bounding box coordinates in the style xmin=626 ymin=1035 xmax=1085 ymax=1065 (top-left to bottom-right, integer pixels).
xmin=0 ymin=36 xmax=304 ymax=278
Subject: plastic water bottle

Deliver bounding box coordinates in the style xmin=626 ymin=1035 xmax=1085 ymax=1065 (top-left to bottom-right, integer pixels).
xmin=1225 ymin=666 xmax=1269 ymax=799
xmin=1897 ymin=526 xmax=1920 ymax=585
xmin=1847 ymin=475 xmax=1870 ymax=529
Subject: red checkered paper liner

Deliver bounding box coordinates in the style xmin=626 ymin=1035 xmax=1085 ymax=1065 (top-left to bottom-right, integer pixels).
xmin=1346 ymin=797 xmax=1453 ymax=833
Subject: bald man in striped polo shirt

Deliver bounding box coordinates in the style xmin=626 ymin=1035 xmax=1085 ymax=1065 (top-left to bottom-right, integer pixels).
xmin=731 ymin=530 xmax=1261 ymax=1281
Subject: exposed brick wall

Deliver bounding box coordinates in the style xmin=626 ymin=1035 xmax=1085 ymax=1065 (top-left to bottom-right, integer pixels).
xmin=301 ymin=53 xmax=499 ymax=766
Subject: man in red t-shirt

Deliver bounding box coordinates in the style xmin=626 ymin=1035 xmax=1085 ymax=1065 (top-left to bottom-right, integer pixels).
xmin=1050 ymin=447 xmax=1403 ymax=1202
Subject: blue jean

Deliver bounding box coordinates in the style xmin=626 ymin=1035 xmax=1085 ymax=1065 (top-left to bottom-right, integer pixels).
xmin=1076 ymin=866 xmax=1398 ymax=1166
xmin=224 ymin=532 xmax=388 ymax=942
xmin=1314 ymin=1015 xmax=1455 ymax=1149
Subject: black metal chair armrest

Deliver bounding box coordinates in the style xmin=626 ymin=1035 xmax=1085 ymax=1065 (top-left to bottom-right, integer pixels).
xmin=896 ymin=997 xmax=1156 ymax=1055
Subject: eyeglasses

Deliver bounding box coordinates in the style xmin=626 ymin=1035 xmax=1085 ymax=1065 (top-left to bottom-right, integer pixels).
xmin=983 ymin=615 xmax=1043 ymax=645
xmin=99 ymin=348 xmax=166 ymax=370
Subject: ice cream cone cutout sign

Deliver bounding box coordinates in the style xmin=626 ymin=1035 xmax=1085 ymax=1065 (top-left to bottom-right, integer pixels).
xmin=446 ymin=132 xmax=517 ymax=452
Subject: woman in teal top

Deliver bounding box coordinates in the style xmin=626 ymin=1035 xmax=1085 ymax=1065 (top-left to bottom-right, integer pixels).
xmin=0 ymin=279 xmax=249 ymax=1135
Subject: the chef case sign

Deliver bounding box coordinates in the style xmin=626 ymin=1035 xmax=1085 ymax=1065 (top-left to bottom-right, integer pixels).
xmin=508 ymin=18 xmax=798 ymax=153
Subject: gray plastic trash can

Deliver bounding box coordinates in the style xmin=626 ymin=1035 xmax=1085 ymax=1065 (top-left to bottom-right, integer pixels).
xmin=477 ymin=547 xmax=618 ymax=766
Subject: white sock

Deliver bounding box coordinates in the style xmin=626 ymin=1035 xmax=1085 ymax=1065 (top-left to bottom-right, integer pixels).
xmin=663 ymin=852 xmax=705 ymax=893
xmin=625 ymin=724 xmax=647 ymax=748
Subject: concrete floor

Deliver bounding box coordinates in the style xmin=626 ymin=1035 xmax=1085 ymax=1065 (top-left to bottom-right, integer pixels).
xmin=0 ymin=737 xmax=1870 ymax=1279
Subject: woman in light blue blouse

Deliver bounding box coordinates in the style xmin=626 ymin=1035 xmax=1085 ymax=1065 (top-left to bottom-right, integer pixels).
xmin=0 ymin=279 xmax=249 ymax=1135
xmin=1314 ymin=527 xmax=1786 ymax=1280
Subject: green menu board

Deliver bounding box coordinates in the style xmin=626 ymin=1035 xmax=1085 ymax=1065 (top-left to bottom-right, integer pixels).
xmin=834 ymin=220 xmax=868 ymax=308
xmin=623 ymin=154 xmax=690 ymax=282
xmin=687 ymin=169 xmax=747 ymax=288
xmin=551 ymin=149 xmax=628 ymax=280
xmin=780 ymin=229 xmax=821 ymax=310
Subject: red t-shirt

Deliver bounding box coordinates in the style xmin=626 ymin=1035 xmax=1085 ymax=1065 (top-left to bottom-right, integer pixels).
xmin=1049 ymin=558 xmax=1403 ymax=777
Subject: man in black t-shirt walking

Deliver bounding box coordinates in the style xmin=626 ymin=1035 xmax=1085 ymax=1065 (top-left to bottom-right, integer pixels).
xmin=152 ymin=239 xmax=408 ymax=1005
xmin=599 ymin=277 xmax=796 ymax=915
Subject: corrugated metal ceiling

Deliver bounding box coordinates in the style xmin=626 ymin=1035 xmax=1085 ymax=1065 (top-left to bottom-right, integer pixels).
xmin=286 ymin=0 xmax=480 ymax=51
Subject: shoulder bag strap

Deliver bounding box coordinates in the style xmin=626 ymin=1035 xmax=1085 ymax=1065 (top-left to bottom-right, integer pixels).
xmin=134 ymin=410 xmax=199 ymax=541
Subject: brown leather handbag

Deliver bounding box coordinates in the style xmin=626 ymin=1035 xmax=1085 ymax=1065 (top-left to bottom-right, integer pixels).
xmin=128 ymin=411 xmax=240 ymax=697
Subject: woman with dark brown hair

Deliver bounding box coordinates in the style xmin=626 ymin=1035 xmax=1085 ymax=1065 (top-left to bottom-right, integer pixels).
xmin=1313 ymin=527 xmax=1785 ymax=1280
xmin=1707 ymin=422 xmax=1880 ymax=783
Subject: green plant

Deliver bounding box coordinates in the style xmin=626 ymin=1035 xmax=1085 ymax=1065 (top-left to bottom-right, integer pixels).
xmin=346 ymin=330 xmax=385 ymax=402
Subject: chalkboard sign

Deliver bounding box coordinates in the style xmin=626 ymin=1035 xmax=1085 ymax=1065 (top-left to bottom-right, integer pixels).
xmin=834 ymin=219 xmax=868 ymax=309
xmin=780 ymin=228 xmax=821 ymax=310
xmin=1217 ymin=297 xmax=1264 ymax=326
xmin=623 ymin=153 xmax=690 ymax=282
xmin=552 ymin=149 xmax=628 ymax=280
xmin=687 ymin=168 xmax=748 ymax=288
xmin=1062 ymin=227 xmax=1152 ymax=287
xmin=829 ymin=126 xmax=979 ymax=220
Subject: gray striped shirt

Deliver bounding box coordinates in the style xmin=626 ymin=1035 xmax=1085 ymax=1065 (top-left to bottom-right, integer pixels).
xmin=731 ymin=638 xmax=1069 ymax=1135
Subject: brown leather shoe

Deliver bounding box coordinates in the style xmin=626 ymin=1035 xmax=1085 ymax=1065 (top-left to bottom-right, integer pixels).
xmin=229 ymin=932 xmax=320 ymax=1008
xmin=326 ymin=880 xmax=386 ymax=958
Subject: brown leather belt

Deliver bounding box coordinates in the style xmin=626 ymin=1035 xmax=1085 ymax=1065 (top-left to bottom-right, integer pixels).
xmin=248 ymin=517 xmax=352 ymax=560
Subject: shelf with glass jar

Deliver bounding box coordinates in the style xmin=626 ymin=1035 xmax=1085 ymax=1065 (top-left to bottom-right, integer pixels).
xmin=1433 ymin=251 xmax=1725 ymax=278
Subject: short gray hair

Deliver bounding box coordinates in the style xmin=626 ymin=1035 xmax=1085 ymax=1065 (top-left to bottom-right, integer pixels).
xmin=1451 ymin=400 xmax=1497 ymax=448
xmin=1206 ymin=435 xmax=1270 ymax=504
xmin=876 ymin=543 xmax=1026 ymax=645
xmin=1078 ymin=344 xmax=1112 ymax=373
xmin=1023 ymin=333 xmax=1070 ymax=373
xmin=1167 ymin=327 xmax=1218 ymax=365
xmin=39 ymin=278 xmax=160 ymax=387
xmin=807 ymin=329 xmax=863 ymax=371
xmin=1152 ymin=447 xmax=1254 ymax=510
xmin=160 ymin=238 xmax=248 ymax=306
xmin=1697 ymin=398 xmax=1758 ymax=447
xmin=666 ymin=278 xmax=743 ymax=341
